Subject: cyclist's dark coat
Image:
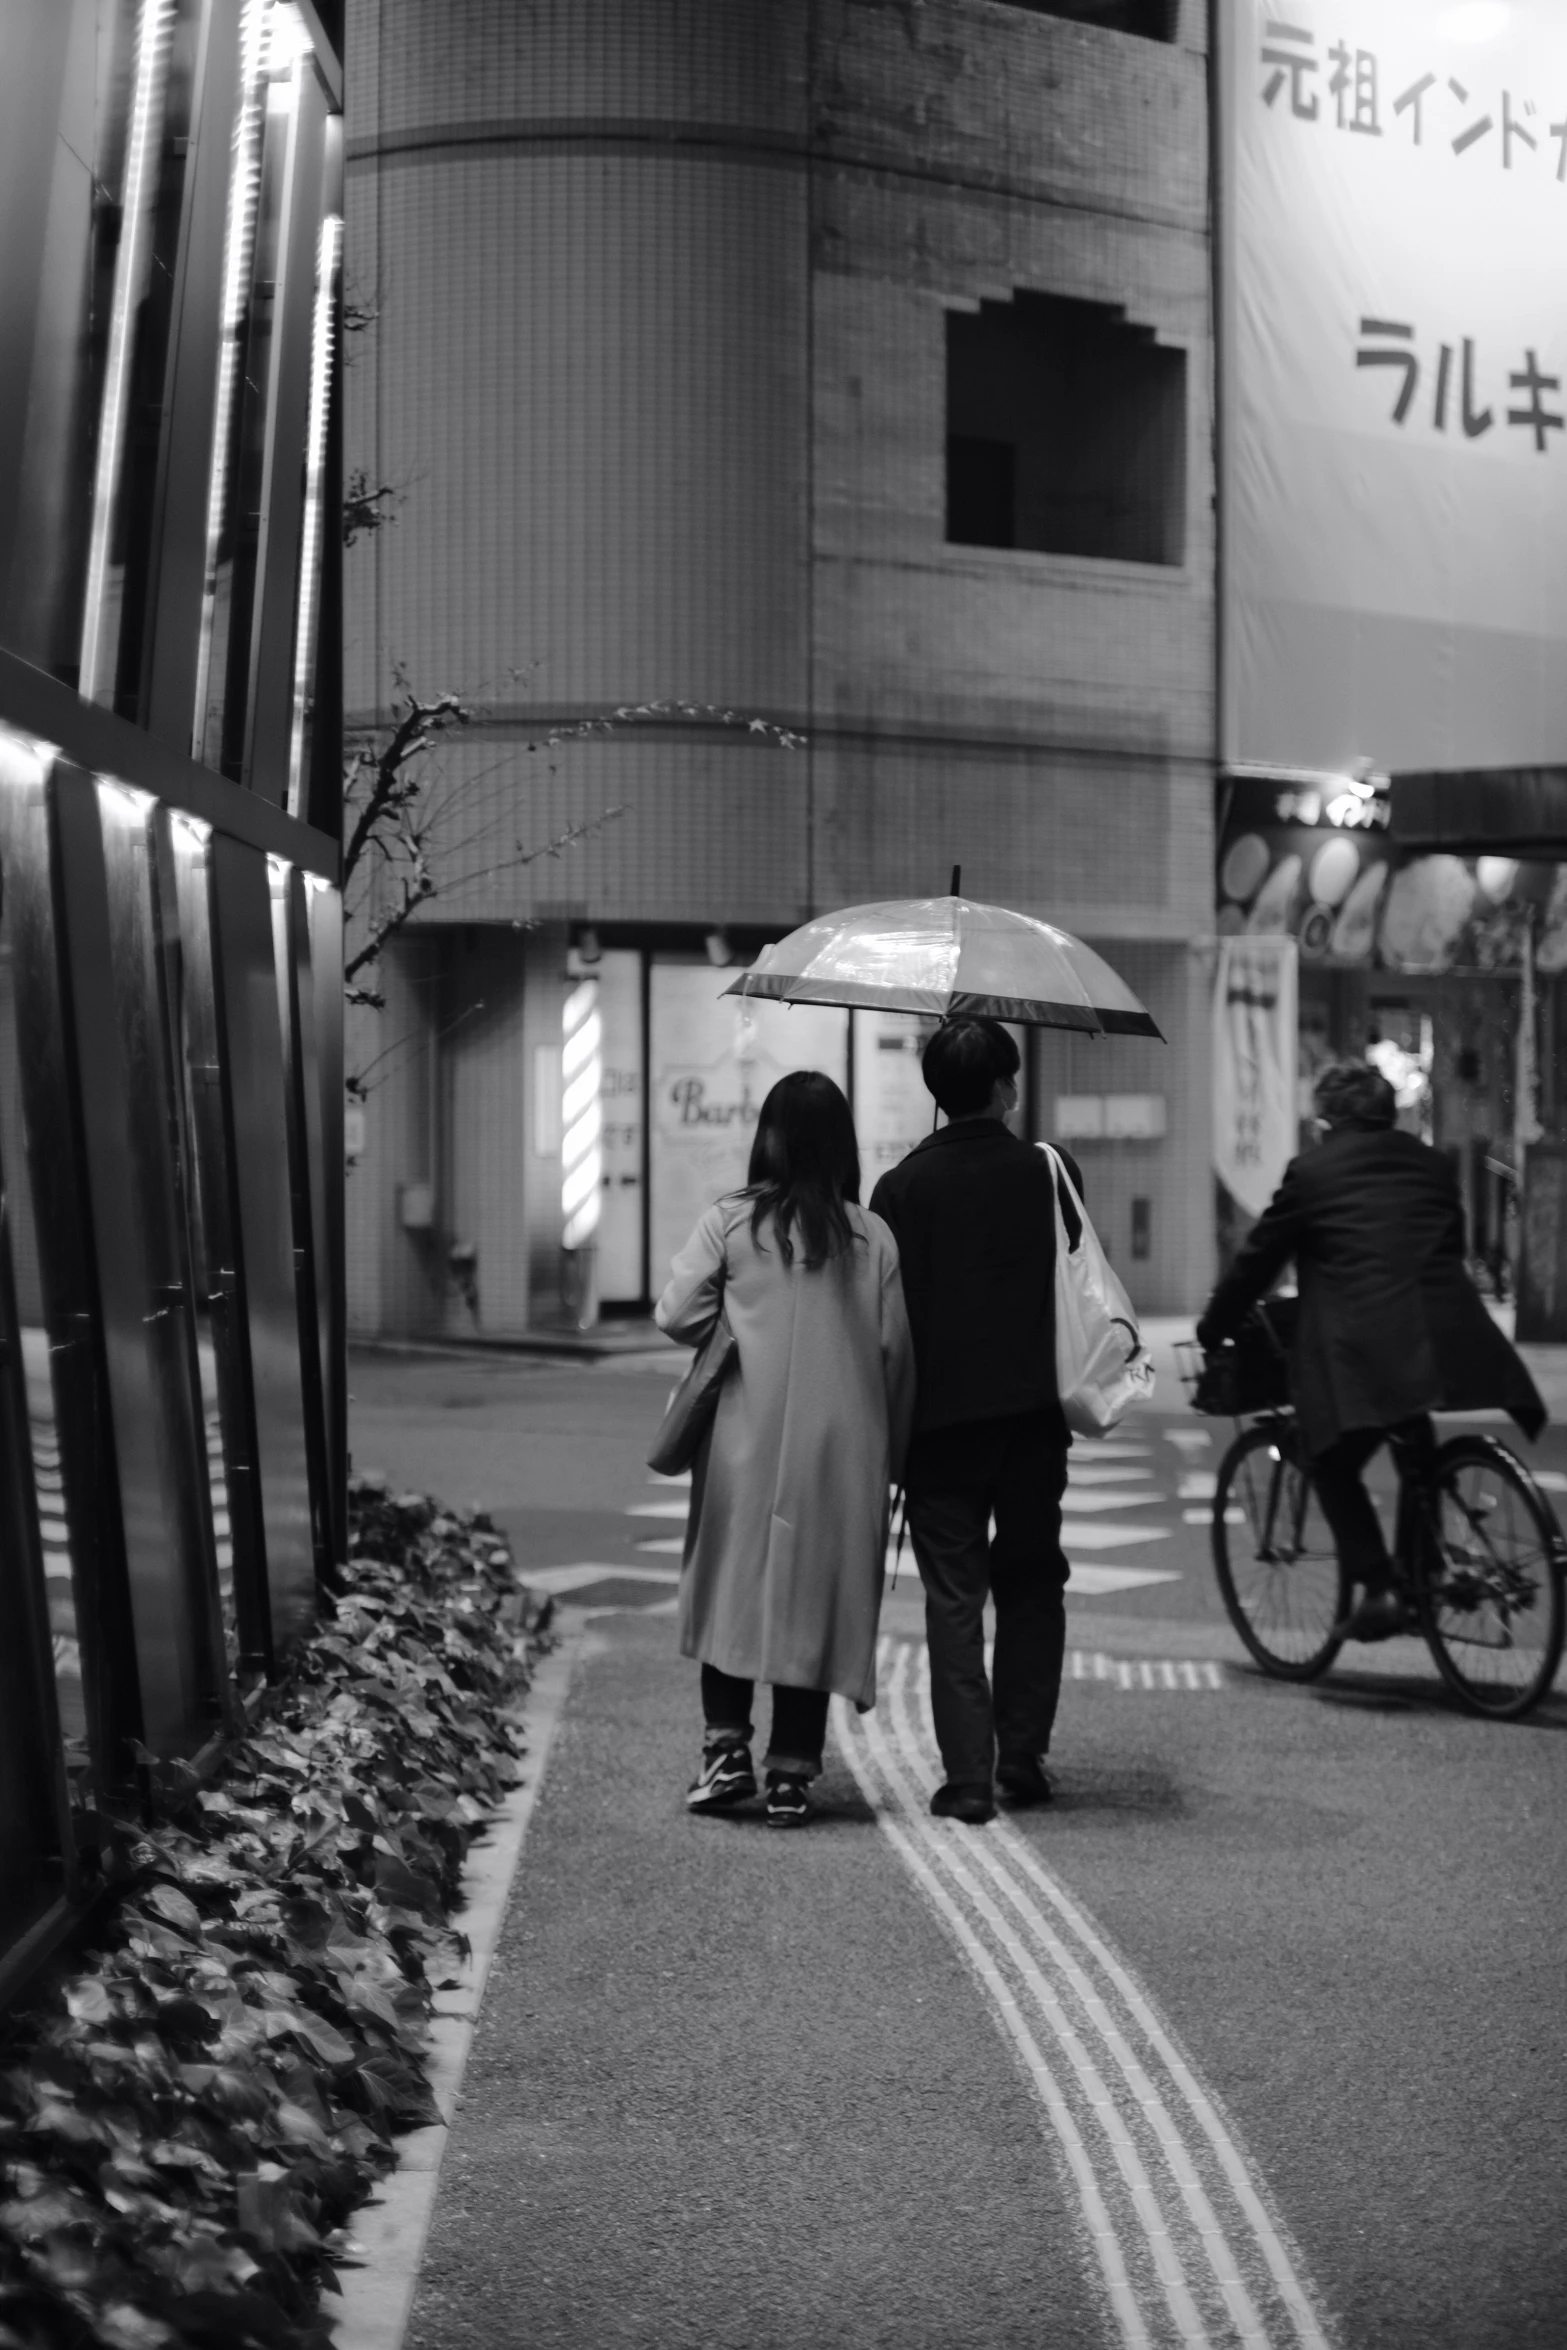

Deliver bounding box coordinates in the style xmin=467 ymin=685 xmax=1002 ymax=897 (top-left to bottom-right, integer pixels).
xmin=1197 ymin=1123 xmax=1546 ymax=1457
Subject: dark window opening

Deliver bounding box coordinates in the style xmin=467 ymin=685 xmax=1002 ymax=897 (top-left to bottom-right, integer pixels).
xmin=996 ymin=0 xmax=1180 ymax=40
xmin=946 ymin=438 xmax=1016 ymax=549
xmin=945 ymin=290 xmax=1187 ymax=567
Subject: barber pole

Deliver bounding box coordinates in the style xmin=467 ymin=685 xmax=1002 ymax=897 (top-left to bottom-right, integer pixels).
xmin=561 ymin=979 xmax=603 ymax=1253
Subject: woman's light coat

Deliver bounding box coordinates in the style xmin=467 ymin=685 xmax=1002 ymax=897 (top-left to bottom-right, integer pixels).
xmin=656 ymin=1200 xmax=916 ymax=1707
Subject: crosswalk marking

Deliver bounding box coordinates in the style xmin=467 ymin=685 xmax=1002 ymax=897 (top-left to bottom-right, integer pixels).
xmin=1067 ymin=1651 xmax=1225 ymax=1691
xmin=1061 ymin=1523 xmax=1172 ymax=1550
xmin=1062 ymin=1490 xmax=1166 ymax=1514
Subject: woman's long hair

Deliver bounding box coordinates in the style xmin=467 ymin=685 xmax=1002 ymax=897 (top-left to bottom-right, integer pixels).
xmin=742 ymin=1070 xmax=861 ymax=1268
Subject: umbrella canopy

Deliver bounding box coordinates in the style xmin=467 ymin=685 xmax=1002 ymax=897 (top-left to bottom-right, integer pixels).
xmin=723 ymin=893 xmax=1163 ymax=1038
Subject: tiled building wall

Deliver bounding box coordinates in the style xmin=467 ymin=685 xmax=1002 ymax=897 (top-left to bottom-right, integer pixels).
xmin=344 ymin=0 xmax=1218 ymax=1325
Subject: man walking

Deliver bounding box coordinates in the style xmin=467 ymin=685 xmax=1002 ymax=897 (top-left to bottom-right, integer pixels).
xmin=870 ymin=1017 xmax=1080 ymax=1825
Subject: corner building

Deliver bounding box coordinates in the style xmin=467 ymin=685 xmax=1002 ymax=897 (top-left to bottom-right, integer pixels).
xmin=346 ymin=0 xmax=1215 ymax=1335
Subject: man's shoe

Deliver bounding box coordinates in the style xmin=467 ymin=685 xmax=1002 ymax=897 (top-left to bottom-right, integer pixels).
xmin=686 ymin=1741 xmax=757 ymax=1812
xmin=930 ymin=1782 xmax=996 ymax=1825
xmin=1337 ymin=1588 xmax=1415 ymax=1644
xmin=764 ymin=1771 xmax=812 ymax=1829
xmin=996 ymin=1755 xmax=1054 ymax=1807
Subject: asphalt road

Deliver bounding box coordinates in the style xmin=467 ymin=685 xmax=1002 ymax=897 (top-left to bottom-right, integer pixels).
xmin=350 ymin=1348 xmax=1567 ymax=2350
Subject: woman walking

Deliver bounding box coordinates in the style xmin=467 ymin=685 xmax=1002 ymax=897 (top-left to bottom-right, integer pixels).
xmin=655 ymin=1070 xmax=915 ymax=1827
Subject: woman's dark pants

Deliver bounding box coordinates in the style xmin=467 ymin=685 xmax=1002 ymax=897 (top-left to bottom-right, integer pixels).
xmin=700 ymin=1663 xmax=830 ymax=1780
xmin=905 ymin=1408 xmax=1071 ymax=1790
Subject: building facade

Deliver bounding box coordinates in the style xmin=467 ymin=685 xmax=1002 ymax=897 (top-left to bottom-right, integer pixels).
xmin=344 ymin=0 xmax=1216 ymax=1336
xmin=0 ymin=0 xmax=345 ymax=1983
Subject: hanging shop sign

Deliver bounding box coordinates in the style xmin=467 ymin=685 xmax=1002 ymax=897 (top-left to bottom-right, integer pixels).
xmin=1216 ymin=776 xmax=1567 ymax=971
xmin=1217 ymin=776 xmax=1396 ymax=963
xmin=1218 ymin=0 xmax=1567 ymax=773
xmin=1213 ymin=935 xmax=1299 ymax=1218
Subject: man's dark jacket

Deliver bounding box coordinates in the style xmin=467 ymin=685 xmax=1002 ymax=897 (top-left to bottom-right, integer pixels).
xmin=1198 ymin=1123 xmax=1545 ymax=1456
xmin=869 ymin=1121 xmax=1081 ymax=1437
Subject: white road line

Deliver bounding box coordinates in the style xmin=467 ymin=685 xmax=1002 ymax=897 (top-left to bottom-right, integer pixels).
xmin=836 ymin=1701 xmax=1154 ymax=2349
xmin=891 ymin=1646 xmax=1333 ymax=2350
xmin=881 ymin=1658 xmax=1271 ymax=2349
xmin=1069 ymin=1466 xmax=1158 ymax=1486
xmin=1062 ymin=1524 xmax=1173 ymax=1550
xmin=1061 ymin=1491 xmax=1168 ymax=1514
xmin=625 ymin=1501 xmax=689 ymax=1519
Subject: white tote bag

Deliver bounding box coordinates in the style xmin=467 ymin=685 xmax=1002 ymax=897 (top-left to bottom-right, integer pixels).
xmin=1040 ymin=1145 xmax=1155 ymax=1436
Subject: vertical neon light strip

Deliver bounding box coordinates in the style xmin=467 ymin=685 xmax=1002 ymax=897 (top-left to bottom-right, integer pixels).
xmin=561 ymin=981 xmax=603 ymax=1249
xmin=191 ymin=0 xmax=269 ymax=758
xmin=78 ymin=0 xmax=176 ymax=704
xmin=286 ymin=210 xmax=342 ymax=818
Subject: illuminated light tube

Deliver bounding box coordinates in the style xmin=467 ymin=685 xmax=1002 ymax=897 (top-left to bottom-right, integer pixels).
xmin=170 ymin=810 xmax=214 ymax=855
xmin=192 ymin=0 xmax=269 ymax=759
xmin=287 ymin=210 xmax=343 ymax=817
xmin=561 ymin=979 xmax=602 ymax=1250
xmin=79 ymin=0 xmax=177 ymax=704
xmin=97 ymin=779 xmax=157 ymax=826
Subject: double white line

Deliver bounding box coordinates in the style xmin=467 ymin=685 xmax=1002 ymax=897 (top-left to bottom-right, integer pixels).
xmin=833 ymin=1642 xmax=1334 ymax=2350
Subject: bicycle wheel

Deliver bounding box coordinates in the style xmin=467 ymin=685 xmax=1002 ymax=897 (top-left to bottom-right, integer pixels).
xmin=1419 ymin=1436 xmax=1566 ymax=1720
xmin=1213 ymin=1423 xmax=1349 ymax=1679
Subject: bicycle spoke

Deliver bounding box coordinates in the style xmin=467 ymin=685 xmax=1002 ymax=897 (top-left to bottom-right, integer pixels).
xmin=1422 ymin=1443 xmax=1566 ymax=1718
xmin=1214 ymin=1428 xmax=1346 ymax=1678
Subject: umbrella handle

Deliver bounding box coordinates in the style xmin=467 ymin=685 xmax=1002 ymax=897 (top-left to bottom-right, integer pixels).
xmin=950 ymin=864 xmax=961 ymax=896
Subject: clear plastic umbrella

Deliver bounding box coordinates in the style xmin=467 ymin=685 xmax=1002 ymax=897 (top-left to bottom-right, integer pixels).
xmin=723 ymin=876 xmax=1162 ymax=1038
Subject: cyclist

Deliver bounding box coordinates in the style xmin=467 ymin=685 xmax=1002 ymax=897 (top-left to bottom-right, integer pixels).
xmin=1195 ymin=1060 xmax=1546 ymax=1641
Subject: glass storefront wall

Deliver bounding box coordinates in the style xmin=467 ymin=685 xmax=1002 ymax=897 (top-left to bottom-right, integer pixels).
xmin=0 ymin=0 xmax=343 ymax=1980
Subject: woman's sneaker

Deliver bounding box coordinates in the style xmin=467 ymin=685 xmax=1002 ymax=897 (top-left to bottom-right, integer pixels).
xmin=687 ymin=1740 xmax=757 ymax=1812
xmin=764 ymin=1771 xmax=812 ymax=1829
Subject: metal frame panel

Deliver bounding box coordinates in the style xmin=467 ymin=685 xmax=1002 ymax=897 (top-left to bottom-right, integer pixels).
xmin=208 ymin=831 xmax=315 ymax=1657
xmin=307 ymin=876 xmax=346 ymax=1563
xmin=51 ymin=762 xmax=226 ymax=1755
xmin=0 ymin=4 xmax=76 ymax=622
xmin=162 ymin=809 xmax=272 ymax=1672
xmin=143 ymin=0 xmax=246 ymax=750
xmin=0 ymin=729 xmax=143 ymax=1803
xmin=272 ymin=863 xmax=332 ymax=1580
xmin=0 ymin=645 xmax=337 ymax=877
xmin=243 ymin=56 xmax=329 ymax=804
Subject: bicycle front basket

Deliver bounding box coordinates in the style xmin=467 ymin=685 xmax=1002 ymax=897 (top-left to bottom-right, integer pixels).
xmin=1190 ymin=1304 xmax=1295 ymax=1416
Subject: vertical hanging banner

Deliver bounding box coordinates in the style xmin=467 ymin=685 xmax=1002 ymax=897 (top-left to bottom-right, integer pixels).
xmin=1213 ymin=937 xmax=1299 ymax=1217
xmin=1219 ymin=0 xmax=1567 ymax=771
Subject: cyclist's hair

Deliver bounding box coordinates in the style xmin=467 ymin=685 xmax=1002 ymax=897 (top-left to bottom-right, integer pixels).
xmin=921 ymin=1017 xmax=1020 ymax=1119
xmin=1314 ymin=1059 xmax=1396 ymax=1130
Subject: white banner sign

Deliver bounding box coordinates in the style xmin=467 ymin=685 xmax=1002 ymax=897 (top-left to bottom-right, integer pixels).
xmin=1213 ymin=937 xmax=1299 ymax=1218
xmin=1220 ymin=0 xmax=1567 ymax=771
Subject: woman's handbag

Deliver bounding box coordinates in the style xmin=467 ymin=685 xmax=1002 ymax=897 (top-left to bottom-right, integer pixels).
xmin=1040 ymin=1144 xmax=1155 ymax=1436
xmin=647 ymin=1305 xmax=738 ymax=1476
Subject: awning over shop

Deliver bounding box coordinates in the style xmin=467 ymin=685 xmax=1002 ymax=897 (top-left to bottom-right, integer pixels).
xmin=1391 ymin=769 xmax=1567 ymax=858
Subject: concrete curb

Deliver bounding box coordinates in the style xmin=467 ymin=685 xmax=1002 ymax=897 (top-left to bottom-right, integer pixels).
xmin=329 ymin=1624 xmax=583 ymax=2350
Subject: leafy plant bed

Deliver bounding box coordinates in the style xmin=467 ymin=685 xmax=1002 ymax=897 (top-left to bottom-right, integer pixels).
xmin=0 ymin=1479 xmax=549 ymax=2350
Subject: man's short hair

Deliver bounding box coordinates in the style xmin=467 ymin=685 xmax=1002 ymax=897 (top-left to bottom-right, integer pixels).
xmin=921 ymin=1017 xmax=1020 ymax=1119
xmin=1313 ymin=1059 xmax=1396 ymax=1131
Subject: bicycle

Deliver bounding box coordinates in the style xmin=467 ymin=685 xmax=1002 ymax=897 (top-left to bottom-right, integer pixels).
xmin=1176 ymin=1304 xmax=1567 ymax=1721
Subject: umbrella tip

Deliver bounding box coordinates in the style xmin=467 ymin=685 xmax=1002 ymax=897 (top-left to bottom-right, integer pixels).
xmin=949 ymin=864 xmax=961 ymax=897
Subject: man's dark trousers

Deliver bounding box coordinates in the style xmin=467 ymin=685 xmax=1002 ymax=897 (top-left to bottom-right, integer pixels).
xmin=905 ymin=1409 xmax=1071 ymax=1788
